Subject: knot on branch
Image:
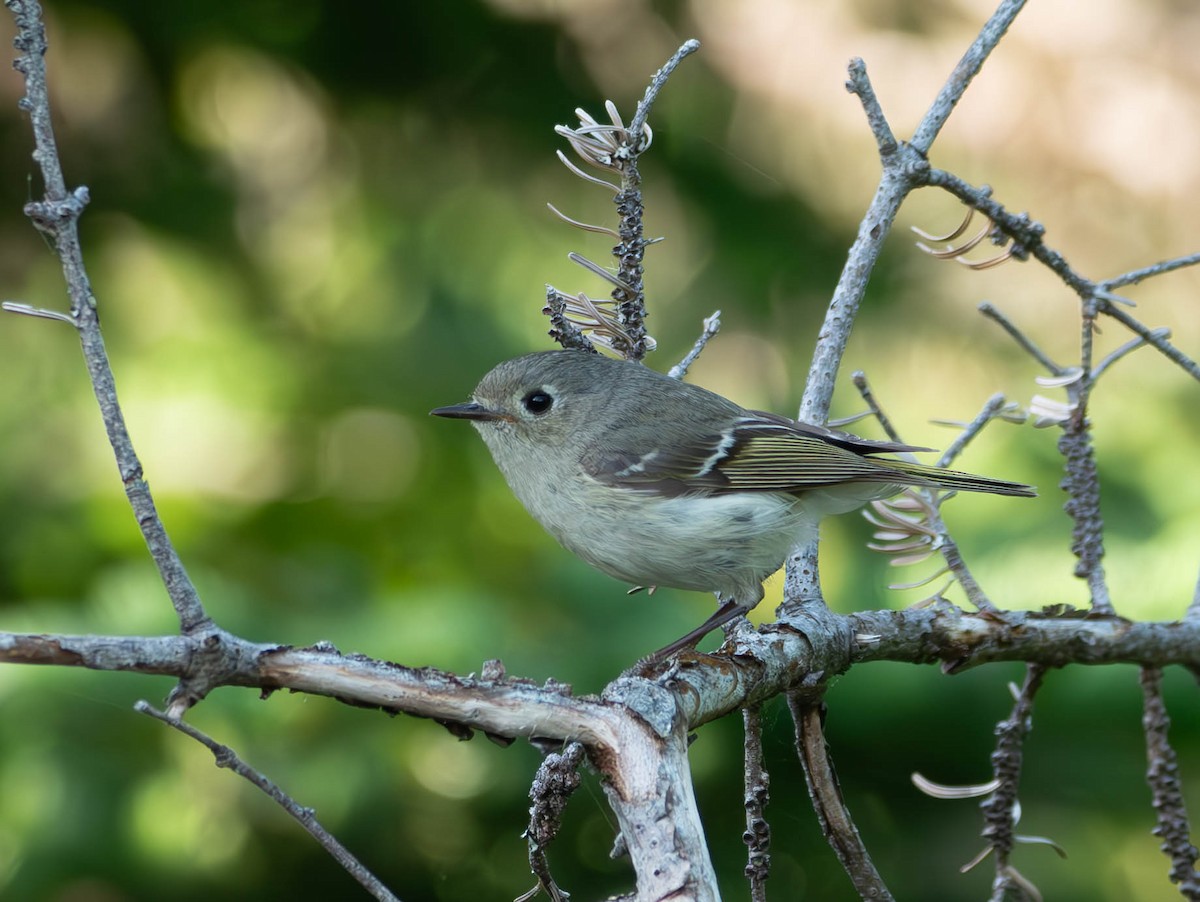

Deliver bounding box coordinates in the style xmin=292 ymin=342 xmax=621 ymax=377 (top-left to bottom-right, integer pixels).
xmin=24 ymin=185 xmax=90 ymax=231
xmin=166 ymin=625 xmax=258 ymax=713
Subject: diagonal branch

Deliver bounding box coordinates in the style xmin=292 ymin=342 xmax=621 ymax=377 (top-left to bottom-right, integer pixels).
xmin=137 ymin=702 xmax=400 ymax=902
xmin=6 ymin=0 xmax=210 ymax=643
xmin=909 ymin=0 xmax=1029 ymax=153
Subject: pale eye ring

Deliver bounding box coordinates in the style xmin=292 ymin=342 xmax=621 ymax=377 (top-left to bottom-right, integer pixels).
xmin=522 ymin=390 xmax=554 ymax=415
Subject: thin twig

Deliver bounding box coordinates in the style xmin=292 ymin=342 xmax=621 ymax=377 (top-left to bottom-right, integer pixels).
xmin=851 ymin=379 xmax=1001 ymax=610
xmin=845 ymin=58 xmax=897 ymax=155
xmin=1097 ymin=299 xmax=1200 ymax=384
xmin=547 ymin=43 xmax=698 ymax=361
xmin=1102 ymin=252 xmax=1200 ymax=290
xmin=851 ymin=371 xmax=904 ymax=444
xmin=1092 ymin=328 xmax=1170 ymax=381
xmin=7 ymin=0 xmax=210 ymax=639
xmin=909 ymin=0 xmax=1029 ymax=153
xmin=799 ymin=0 xmax=1025 ymax=425
xmin=1138 ymin=667 xmax=1200 ymax=897
xmin=135 ymin=701 xmax=400 ymax=902
xmin=939 ymin=537 xmax=996 ymax=612
xmin=627 ymin=39 xmax=699 ymax=144
xmin=788 ymin=694 xmax=894 ymax=900
xmin=668 ymin=310 xmax=721 ymax=380
xmin=742 ymin=706 xmax=771 ymax=900
xmin=977 ymin=302 xmax=1065 ymax=376
xmin=927 ymin=168 xmax=1097 ymax=294
xmin=935 ymin=393 xmax=1008 ymax=468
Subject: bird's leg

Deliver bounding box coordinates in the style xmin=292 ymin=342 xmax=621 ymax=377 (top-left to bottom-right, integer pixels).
xmin=641 ymin=596 xmax=748 ymax=664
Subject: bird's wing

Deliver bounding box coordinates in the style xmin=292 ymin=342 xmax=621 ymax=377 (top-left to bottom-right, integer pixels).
xmin=580 ymin=414 xmax=934 ymax=496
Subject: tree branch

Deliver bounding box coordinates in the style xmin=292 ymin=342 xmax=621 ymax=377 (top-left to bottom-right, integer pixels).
xmin=742 ymin=705 xmax=771 ymax=899
xmin=1139 ymin=666 xmax=1200 ymax=896
xmin=789 ymin=695 xmax=893 ymax=900
xmin=137 ymin=702 xmax=399 ymax=902
xmin=5 ymin=0 xmax=210 ymax=641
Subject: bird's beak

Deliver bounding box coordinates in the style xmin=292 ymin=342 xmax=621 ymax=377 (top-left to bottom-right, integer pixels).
xmin=430 ymin=401 xmax=504 ymax=422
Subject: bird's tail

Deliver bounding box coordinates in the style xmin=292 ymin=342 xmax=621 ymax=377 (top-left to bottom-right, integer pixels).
xmin=877 ymin=459 xmax=1037 ymax=497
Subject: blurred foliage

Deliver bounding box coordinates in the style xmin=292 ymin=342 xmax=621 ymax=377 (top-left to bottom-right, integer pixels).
xmin=0 ymin=1 xmax=1198 ymax=900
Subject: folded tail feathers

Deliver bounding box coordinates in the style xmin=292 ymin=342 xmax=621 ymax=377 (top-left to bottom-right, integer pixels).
xmin=881 ymin=458 xmax=1037 ymax=498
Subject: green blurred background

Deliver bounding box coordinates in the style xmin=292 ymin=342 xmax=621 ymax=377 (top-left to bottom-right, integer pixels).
xmin=1 ymin=1 xmax=1198 ymax=899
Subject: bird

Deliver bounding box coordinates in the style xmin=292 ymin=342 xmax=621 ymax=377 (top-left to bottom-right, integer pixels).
xmin=432 ymin=350 xmax=1034 ymax=659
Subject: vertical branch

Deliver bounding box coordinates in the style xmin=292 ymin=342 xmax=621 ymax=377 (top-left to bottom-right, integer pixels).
xmin=548 ymin=41 xmax=698 ymax=360
xmin=742 ymin=706 xmax=771 ymax=900
xmin=978 ymin=297 xmax=1113 ymax=614
xmin=1139 ymin=667 xmax=1200 ymax=896
xmin=801 ymin=0 xmax=1027 ymax=425
xmin=788 ymin=693 xmax=894 ymax=900
xmin=6 ymin=0 xmax=209 ymax=634
xmin=789 ymin=2 xmax=1027 ymax=614
xmin=1060 ymin=301 xmax=1113 ymax=615
xmin=981 ymin=665 xmax=1045 ymax=900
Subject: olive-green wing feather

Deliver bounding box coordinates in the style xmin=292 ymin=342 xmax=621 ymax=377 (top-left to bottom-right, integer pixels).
xmin=582 ymin=416 xmax=1036 ymax=498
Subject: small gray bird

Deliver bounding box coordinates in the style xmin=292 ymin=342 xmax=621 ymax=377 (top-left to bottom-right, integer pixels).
xmin=432 ymin=350 xmax=1034 ymax=658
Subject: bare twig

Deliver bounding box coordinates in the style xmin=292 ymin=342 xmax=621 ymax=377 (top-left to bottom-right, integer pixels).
xmin=1102 ymin=252 xmax=1200 ymax=290
xmin=1092 ymin=329 xmax=1170 ymax=381
xmin=850 ymin=371 xmax=904 ymax=444
xmin=135 ymin=701 xmax=400 ymax=902
xmin=909 ymin=0 xmax=1028 ymax=153
xmin=6 ymin=0 xmax=210 ymax=641
xmin=845 ymin=58 xmax=897 ymax=155
xmin=627 ymin=39 xmax=699 ymax=145
xmin=1138 ymin=667 xmax=1200 ymax=897
xmin=800 ymin=0 xmax=1024 ymax=426
xmin=934 ymin=393 xmax=1010 ymax=468
xmin=1097 ymin=299 xmax=1200 ymax=384
xmin=852 ymin=381 xmax=1006 ymax=611
xmin=668 ymin=310 xmax=721 ymax=380
xmin=742 ymin=706 xmax=771 ymax=900
xmin=788 ymin=694 xmax=893 ymax=900
xmin=978 ymin=302 xmax=1065 ymax=376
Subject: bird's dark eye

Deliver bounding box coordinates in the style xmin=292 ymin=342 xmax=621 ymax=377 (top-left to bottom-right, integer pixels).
xmin=522 ymin=390 xmax=554 ymax=415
